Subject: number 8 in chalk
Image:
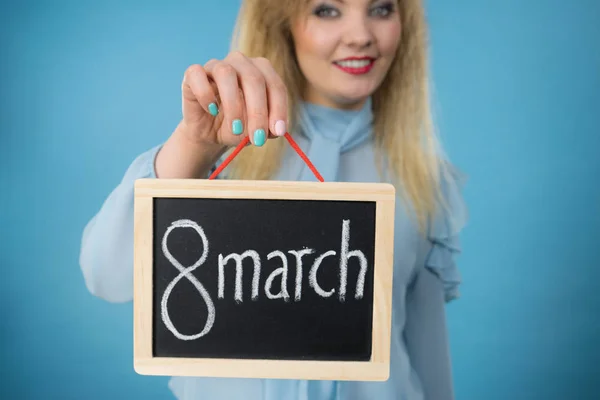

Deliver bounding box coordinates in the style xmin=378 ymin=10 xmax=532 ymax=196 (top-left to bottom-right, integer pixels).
xmin=160 ymin=219 xmax=215 ymax=341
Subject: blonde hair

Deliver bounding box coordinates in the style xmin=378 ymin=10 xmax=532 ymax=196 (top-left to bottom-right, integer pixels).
xmin=225 ymin=0 xmax=450 ymax=232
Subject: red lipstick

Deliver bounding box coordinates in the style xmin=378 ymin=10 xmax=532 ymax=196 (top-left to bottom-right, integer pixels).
xmin=333 ymin=56 xmax=376 ymax=75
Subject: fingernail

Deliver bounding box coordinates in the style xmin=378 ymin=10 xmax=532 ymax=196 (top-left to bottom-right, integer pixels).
xmin=253 ymin=129 xmax=266 ymax=147
xmin=274 ymin=120 xmax=286 ymax=136
xmin=208 ymin=102 xmax=218 ymax=116
xmin=232 ymin=119 xmax=243 ymax=135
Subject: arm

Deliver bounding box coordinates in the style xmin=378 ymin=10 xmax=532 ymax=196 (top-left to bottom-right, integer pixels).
xmin=403 ymin=160 xmax=467 ymax=399
xmin=79 ymin=144 xmax=162 ymax=303
xmin=78 ymin=53 xmax=287 ymax=303
xmin=404 ymin=264 xmax=455 ymax=400
xmin=79 ymin=123 xmax=228 ymax=303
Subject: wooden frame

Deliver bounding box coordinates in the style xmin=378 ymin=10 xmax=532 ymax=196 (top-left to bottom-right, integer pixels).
xmin=133 ymin=178 xmax=396 ymax=381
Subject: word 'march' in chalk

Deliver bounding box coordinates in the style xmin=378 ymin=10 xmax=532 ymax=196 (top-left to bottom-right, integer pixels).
xmin=215 ymin=219 xmax=367 ymax=303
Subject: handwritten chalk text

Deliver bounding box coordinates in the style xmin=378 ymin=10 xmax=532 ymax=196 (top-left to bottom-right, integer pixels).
xmin=160 ymin=219 xmax=367 ymax=340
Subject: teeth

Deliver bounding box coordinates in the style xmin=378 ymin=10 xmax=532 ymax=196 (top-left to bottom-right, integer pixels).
xmin=335 ymin=59 xmax=372 ymax=68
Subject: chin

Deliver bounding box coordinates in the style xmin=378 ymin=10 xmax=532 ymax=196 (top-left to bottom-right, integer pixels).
xmin=325 ymin=93 xmax=371 ymax=110
xmin=334 ymin=86 xmax=377 ymax=104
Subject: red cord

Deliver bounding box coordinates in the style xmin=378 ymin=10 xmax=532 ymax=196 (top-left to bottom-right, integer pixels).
xmin=208 ymin=136 xmax=249 ymax=180
xmin=283 ymin=132 xmax=324 ymax=182
xmin=208 ymin=132 xmax=324 ymax=182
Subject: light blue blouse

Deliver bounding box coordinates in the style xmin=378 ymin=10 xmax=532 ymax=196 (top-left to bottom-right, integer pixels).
xmin=79 ymin=97 xmax=467 ymax=400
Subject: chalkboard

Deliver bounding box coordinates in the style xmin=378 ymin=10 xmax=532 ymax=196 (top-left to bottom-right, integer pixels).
xmin=133 ymin=179 xmax=396 ymax=381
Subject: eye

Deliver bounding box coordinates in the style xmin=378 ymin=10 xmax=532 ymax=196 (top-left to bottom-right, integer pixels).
xmin=370 ymin=2 xmax=395 ymax=18
xmin=313 ymin=4 xmax=340 ymax=18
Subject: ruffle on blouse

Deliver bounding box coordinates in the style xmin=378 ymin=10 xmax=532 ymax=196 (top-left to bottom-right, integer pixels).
xmin=425 ymin=162 xmax=468 ymax=302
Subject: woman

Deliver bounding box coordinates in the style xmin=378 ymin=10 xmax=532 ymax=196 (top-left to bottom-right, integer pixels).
xmin=79 ymin=0 xmax=467 ymax=398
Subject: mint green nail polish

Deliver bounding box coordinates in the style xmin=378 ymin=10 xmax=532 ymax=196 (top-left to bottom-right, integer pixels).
xmin=232 ymin=119 xmax=243 ymax=135
xmin=253 ymin=129 xmax=266 ymax=147
xmin=208 ymin=102 xmax=218 ymax=116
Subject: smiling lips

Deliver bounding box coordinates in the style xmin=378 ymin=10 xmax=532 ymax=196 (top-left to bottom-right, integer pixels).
xmin=333 ymin=57 xmax=376 ymax=75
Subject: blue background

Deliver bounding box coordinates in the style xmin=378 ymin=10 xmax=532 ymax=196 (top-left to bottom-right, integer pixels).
xmin=1 ymin=0 xmax=599 ymax=399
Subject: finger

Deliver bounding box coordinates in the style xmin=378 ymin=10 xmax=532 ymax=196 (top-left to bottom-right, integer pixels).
xmin=251 ymin=57 xmax=288 ymax=138
xmin=225 ymin=51 xmax=269 ymax=147
xmin=203 ymin=59 xmax=221 ymax=100
xmin=182 ymin=64 xmax=219 ymax=117
xmin=205 ymin=60 xmax=246 ymax=142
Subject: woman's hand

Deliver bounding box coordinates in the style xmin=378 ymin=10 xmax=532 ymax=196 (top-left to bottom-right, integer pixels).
xmin=182 ymin=51 xmax=289 ymax=146
xmin=155 ymin=51 xmax=289 ymax=178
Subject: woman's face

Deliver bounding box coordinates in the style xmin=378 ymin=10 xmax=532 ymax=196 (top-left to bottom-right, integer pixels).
xmin=291 ymin=0 xmax=401 ymax=110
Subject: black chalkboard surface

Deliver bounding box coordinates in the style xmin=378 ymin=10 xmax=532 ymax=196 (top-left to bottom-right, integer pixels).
xmin=133 ymin=179 xmax=396 ymax=381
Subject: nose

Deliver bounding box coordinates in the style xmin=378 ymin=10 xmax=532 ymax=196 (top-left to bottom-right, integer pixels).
xmin=343 ymin=14 xmax=375 ymax=49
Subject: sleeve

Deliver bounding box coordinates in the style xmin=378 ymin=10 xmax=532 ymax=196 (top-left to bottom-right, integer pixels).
xmin=404 ymin=265 xmax=455 ymax=400
xmin=78 ymin=144 xmax=162 ymax=303
xmin=78 ymin=144 xmax=229 ymax=303
xmin=425 ymin=162 xmax=468 ymax=302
